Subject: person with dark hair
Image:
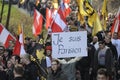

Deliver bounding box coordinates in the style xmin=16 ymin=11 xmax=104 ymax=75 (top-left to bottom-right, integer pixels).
xmin=13 ymin=64 xmax=26 ymax=80
xmin=28 ymin=0 xmax=35 ymax=16
xmin=26 ymin=40 xmax=37 ymax=55
xmin=76 ymin=43 xmax=96 ymax=80
xmin=104 ymin=36 xmax=118 ymax=63
xmin=94 ymin=41 xmax=113 ymax=79
xmin=0 ymin=65 xmax=7 ymax=80
xmin=96 ymin=31 xmax=105 ymax=41
xmin=20 ymin=54 xmax=38 ymax=80
xmin=104 ymin=36 xmax=118 ymax=79
xmin=6 ymin=60 xmax=14 ymax=80
xmin=24 ymin=37 xmax=32 ymax=53
xmin=97 ymin=68 xmax=109 ymax=80
xmin=47 ymin=59 xmax=68 ymax=80
xmin=2 ymin=49 xmax=12 ymax=68
xmin=5 ymin=55 xmax=20 ymax=80
xmin=11 ymin=55 xmax=20 ymax=65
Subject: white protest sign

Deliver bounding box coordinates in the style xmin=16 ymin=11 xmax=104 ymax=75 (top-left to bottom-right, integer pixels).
xmin=52 ymin=31 xmax=87 ymax=58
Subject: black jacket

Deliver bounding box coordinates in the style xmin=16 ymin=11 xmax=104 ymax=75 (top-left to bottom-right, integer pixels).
xmin=24 ymin=62 xmax=38 ymax=80
xmin=0 ymin=71 xmax=7 ymax=80
xmin=47 ymin=69 xmax=68 ymax=80
xmin=94 ymin=47 xmax=113 ymax=75
xmin=76 ymin=44 xmax=96 ymax=71
xmin=105 ymin=42 xmax=118 ymax=61
xmin=13 ymin=77 xmax=26 ymax=80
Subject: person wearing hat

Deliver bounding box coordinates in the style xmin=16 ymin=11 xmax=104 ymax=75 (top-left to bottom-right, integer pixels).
xmin=45 ymin=45 xmax=52 ymax=59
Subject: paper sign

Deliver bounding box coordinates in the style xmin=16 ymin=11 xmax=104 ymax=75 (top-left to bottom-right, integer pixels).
xmin=52 ymin=31 xmax=87 ymax=58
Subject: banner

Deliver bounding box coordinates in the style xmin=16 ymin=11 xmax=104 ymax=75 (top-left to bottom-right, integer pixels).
xmin=52 ymin=31 xmax=87 ymax=58
xmin=0 ymin=24 xmax=15 ymax=48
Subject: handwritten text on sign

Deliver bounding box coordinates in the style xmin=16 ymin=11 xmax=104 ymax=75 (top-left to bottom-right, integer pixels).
xmin=52 ymin=31 xmax=87 ymax=58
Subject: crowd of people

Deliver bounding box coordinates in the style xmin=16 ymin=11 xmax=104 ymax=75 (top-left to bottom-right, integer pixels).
xmin=0 ymin=0 xmax=120 ymax=80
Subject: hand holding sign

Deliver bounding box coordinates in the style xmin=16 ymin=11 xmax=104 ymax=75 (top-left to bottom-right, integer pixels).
xmin=52 ymin=31 xmax=87 ymax=58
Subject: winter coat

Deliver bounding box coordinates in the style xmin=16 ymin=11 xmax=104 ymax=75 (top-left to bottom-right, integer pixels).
xmin=47 ymin=69 xmax=68 ymax=80
xmin=13 ymin=77 xmax=26 ymax=80
xmin=94 ymin=47 xmax=113 ymax=75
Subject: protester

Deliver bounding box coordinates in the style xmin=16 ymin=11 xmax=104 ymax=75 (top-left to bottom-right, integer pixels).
xmin=20 ymin=54 xmax=38 ymax=80
xmin=45 ymin=42 xmax=52 ymax=60
xmin=47 ymin=59 xmax=68 ymax=80
xmin=26 ymin=40 xmax=37 ymax=55
xmin=76 ymin=43 xmax=96 ymax=80
xmin=6 ymin=60 xmax=14 ymax=80
xmin=24 ymin=37 xmax=32 ymax=52
xmin=13 ymin=64 xmax=26 ymax=80
xmin=28 ymin=0 xmax=35 ymax=16
xmin=111 ymin=32 xmax=120 ymax=60
xmin=2 ymin=49 xmax=12 ymax=68
xmin=0 ymin=65 xmax=7 ymax=80
xmin=11 ymin=55 xmax=21 ymax=65
xmin=104 ymin=36 xmax=118 ymax=62
xmin=96 ymin=68 xmax=109 ymax=80
xmin=0 ymin=0 xmax=120 ymax=80
xmin=7 ymin=40 xmax=15 ymax=55
xmin=57 ymin=57 xmax=81 ymax=80
xmin=91 ymin=36 xmax=99 ymax=50
xmin=111 ymin=32 xmax=120 ymax=80
xmin=94 ymin=41 xmax=113 ymax=79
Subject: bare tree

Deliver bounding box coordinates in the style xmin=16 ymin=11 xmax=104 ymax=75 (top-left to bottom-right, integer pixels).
xmin=5 ymin=0 xmax=12 ymax=29
xmin=0 ymin=0 xmax=5 ymax=23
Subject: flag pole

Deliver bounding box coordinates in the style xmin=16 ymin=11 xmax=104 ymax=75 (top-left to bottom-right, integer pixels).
xmin=34 ymin=8 xmax=47 ymax=22
xmin=44 ymin=6 xmax=61 ymax=43
xmin=21 ymin=23 xmax=24 ymax=45
xmin=46 ymin=6 xmax=61 ymax=33
xmin=50 ymin=7 xmax=61 ymax=28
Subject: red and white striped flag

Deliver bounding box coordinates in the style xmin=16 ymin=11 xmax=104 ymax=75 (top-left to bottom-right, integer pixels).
xmin=111 ymin=7 xmax=120 ymax=36
xmin=13 ymin=24 xmax=26 ymax=56
xmin=0 ymin=24 xmax=15 ymax=48
xmin=33 ymin=9 xmax=43 ymax=36
xmin=51 ymin=7 xmax=67 ymax=32
xmin=64 ymin=3 xmax=71 ymax=17
xmin=61 ymin=1 xmax=71 ymax=18
xmin=63 ymin=0 xmax=70 ymax=4
xmin=46 ymin=8 xmax=53 ymax=30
